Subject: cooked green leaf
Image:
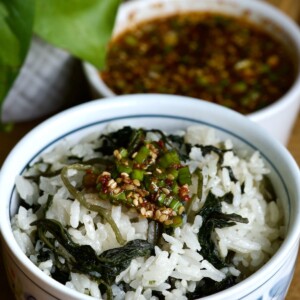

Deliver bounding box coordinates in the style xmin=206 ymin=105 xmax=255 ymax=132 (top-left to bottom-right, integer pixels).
xmin=99 ymin=239 xmax=154 ymax=284
xmin=197 ymin=192 xmax=248 ymax=268
xmin=189 ymin=275 xmax=237 ymax=299
xmin=32 ymin=218 xmax=154 ymax=286
xmin=98 ymin=126 xmax=135 ymax=156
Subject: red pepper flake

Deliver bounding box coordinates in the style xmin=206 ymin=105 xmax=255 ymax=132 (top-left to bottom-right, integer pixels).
xmin=179 ymin=185 xmax=190 ymax=201
xmin=158 ymin=139 xmax=165 ymax=149
xmin=82 ymin=172 xmax=98 ymax=188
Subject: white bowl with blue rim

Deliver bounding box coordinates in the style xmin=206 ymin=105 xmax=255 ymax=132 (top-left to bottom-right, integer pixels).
xmin=0 ymin=94 xmax=299 ymax=300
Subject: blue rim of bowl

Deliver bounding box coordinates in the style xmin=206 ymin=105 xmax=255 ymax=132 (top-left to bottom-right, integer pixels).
xmin=8 ymin=113 xmax=291 ymax=299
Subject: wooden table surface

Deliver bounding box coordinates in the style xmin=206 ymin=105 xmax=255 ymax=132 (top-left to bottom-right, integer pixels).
xmin=0 ymin=1 xmax=300 ymax=299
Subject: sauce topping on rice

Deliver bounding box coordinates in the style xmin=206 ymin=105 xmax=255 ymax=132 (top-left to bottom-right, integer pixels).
xmin=81 ymin=128 xmax=191 ymax=227
xmin=101 ymin=13 xmax=295 ymax=114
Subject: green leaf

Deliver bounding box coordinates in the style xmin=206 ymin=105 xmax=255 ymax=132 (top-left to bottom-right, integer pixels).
xmin=197 ymin=192 xmax=248 ymax=269
xmin=0 ymin=0 xmax=34 ymax=119
xmin=34 ymin=0 xmax=121 ymax=68
xmin=31 ymin=218 xmax=154 ymax=288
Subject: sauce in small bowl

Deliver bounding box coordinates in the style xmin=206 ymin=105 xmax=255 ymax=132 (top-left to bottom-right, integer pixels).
xmin=101 ymin=12 xmax=295 ymax=114
xmin=83 ymin=0 xmax=300 ymax=144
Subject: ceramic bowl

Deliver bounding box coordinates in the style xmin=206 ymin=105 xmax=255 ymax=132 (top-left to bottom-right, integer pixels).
xmin=0 ymin=94 xmax=300 ymax=300
xmin=83 ymin=0 xmax=300 ymax=145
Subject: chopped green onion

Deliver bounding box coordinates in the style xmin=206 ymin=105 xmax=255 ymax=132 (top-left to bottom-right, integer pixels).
xmin=116 ymin=162 xmax=132 ymax=174
xmin=157 ymin=193 xmax=167 ymax=205
xmin=158 ymin=150 xmax=180 ymax=168
xmin=119 ymin=148 xmax=128 ymax=158
xmin=134 ymin=145 xmax=150 ymax=164
xmin=131 ymin=169 xmax=144 ymax=181
xmin=169 ymin=198 xmax=182 ymax=212
xmin=178 ymin=166 xmax=192 ymax=185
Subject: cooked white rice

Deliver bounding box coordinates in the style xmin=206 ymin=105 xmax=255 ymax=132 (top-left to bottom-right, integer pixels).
xmin=11 ymin=125 xmax=285 ymax=299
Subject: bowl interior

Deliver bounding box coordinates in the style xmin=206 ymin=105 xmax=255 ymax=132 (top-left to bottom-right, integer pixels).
xmin=1 ymin=94 xmax=300 ymax=299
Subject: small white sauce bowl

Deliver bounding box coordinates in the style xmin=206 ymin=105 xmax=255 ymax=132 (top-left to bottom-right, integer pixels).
xmin=0 ymin=94 xmax=300 ymax=299
xmin=83 ymin=0 xmax=300 ymax=145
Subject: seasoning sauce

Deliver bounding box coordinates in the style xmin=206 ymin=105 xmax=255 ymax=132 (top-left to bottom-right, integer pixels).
xmin=101 ymin=13 xmax=295 ymax=114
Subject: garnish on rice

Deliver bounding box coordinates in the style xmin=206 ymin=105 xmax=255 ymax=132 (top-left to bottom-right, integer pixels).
xmin=78 ymin=128 xmax=192 ymax=227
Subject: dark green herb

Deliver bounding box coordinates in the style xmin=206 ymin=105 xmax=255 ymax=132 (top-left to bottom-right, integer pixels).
xmin=260 ymin=175 xmax=277 ymax=202
xmin=99 ymin=239 xmax=154 ymax=284
xmin=219 ymin=192 xmax=234 ymax=204
xmin=189 ymin=275 xmax=237 ymax=299
xmin=18 ymin=199 xmax=41 ymax=214
xmin=197 ymin=192 xmax=248 ymax=269
xmin=31 ymin=219 xmax=154 ymax=291
xmin=98 ymin=126 xmax=135 ymax=156
xmin=37 ymin=248 xmax=51 ymax=262
xmin=195 ymin=144 xmax=231 ymax=165
xmin=222 ymin=166 xmax=238 ymax=183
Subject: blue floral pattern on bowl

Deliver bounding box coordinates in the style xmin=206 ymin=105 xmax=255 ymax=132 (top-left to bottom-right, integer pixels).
xmin=269 ymin=270 xmax=294 ymax=299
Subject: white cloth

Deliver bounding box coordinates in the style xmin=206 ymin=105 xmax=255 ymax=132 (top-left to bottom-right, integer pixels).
xmin=2 ymin=37 xmax=77 ymax=122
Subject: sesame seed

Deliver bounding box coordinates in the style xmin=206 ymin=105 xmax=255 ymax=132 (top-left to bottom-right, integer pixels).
xmin=108 ymin=179 xmax=115 ymax=187
xmin=125 ymin=184 xmax=135 ymax=190
xmin=146 ymin=210 xmax=153 ymax=218
xmin=178 ymin=206 xmax=185 ymax=215
xmin=132 ymin=152 xmax=138 ymax=158
xmin=155 ymin=210 xmax=161 ymax=219
xmin=140 ymin=207 xmax=146 ymax=215
xmin=159 ymin=215 xmax=168 ymax=222
xmin=133 ymin=199 xmax=139 ymax=206
xmin=156 ymin=168 xmax=162 ymax=174
xmin=121 ymin=172 xmax=129 ymax=177
xmin=151 ymin=153 xmax=157 ymax=159
xmin=167 ymin=174 xmax=175 ymax=180
xmin=155 ymin=209 xmax=161 ymax=219
xmin=113 ymin=150 xmax=122 ymax=160
xmin=102 ymin=171 xmax=111 ymax=176
xmin=164 ymin=220 xmax=173 ymax=226
xmin=162 ymin=188 xmax=170 ymax=195
xmin=113 ymin=187 xmax=121 ymax=194
xmin=123 ymin=177 xmax=131 ymax=183
xmin=162 ymin=209 xmax=171 ymax=215
xmin=133 ymin=179 xmax=140 ymax=186
xmin=110 ymin=182 xmax=117 ymax=189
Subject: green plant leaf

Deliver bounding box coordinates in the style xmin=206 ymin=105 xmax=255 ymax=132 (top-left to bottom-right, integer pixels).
xmin=0 ymin=0 xmax=34 ymax=119
xmin=34 ymin=0 xmax=121 ymax=69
